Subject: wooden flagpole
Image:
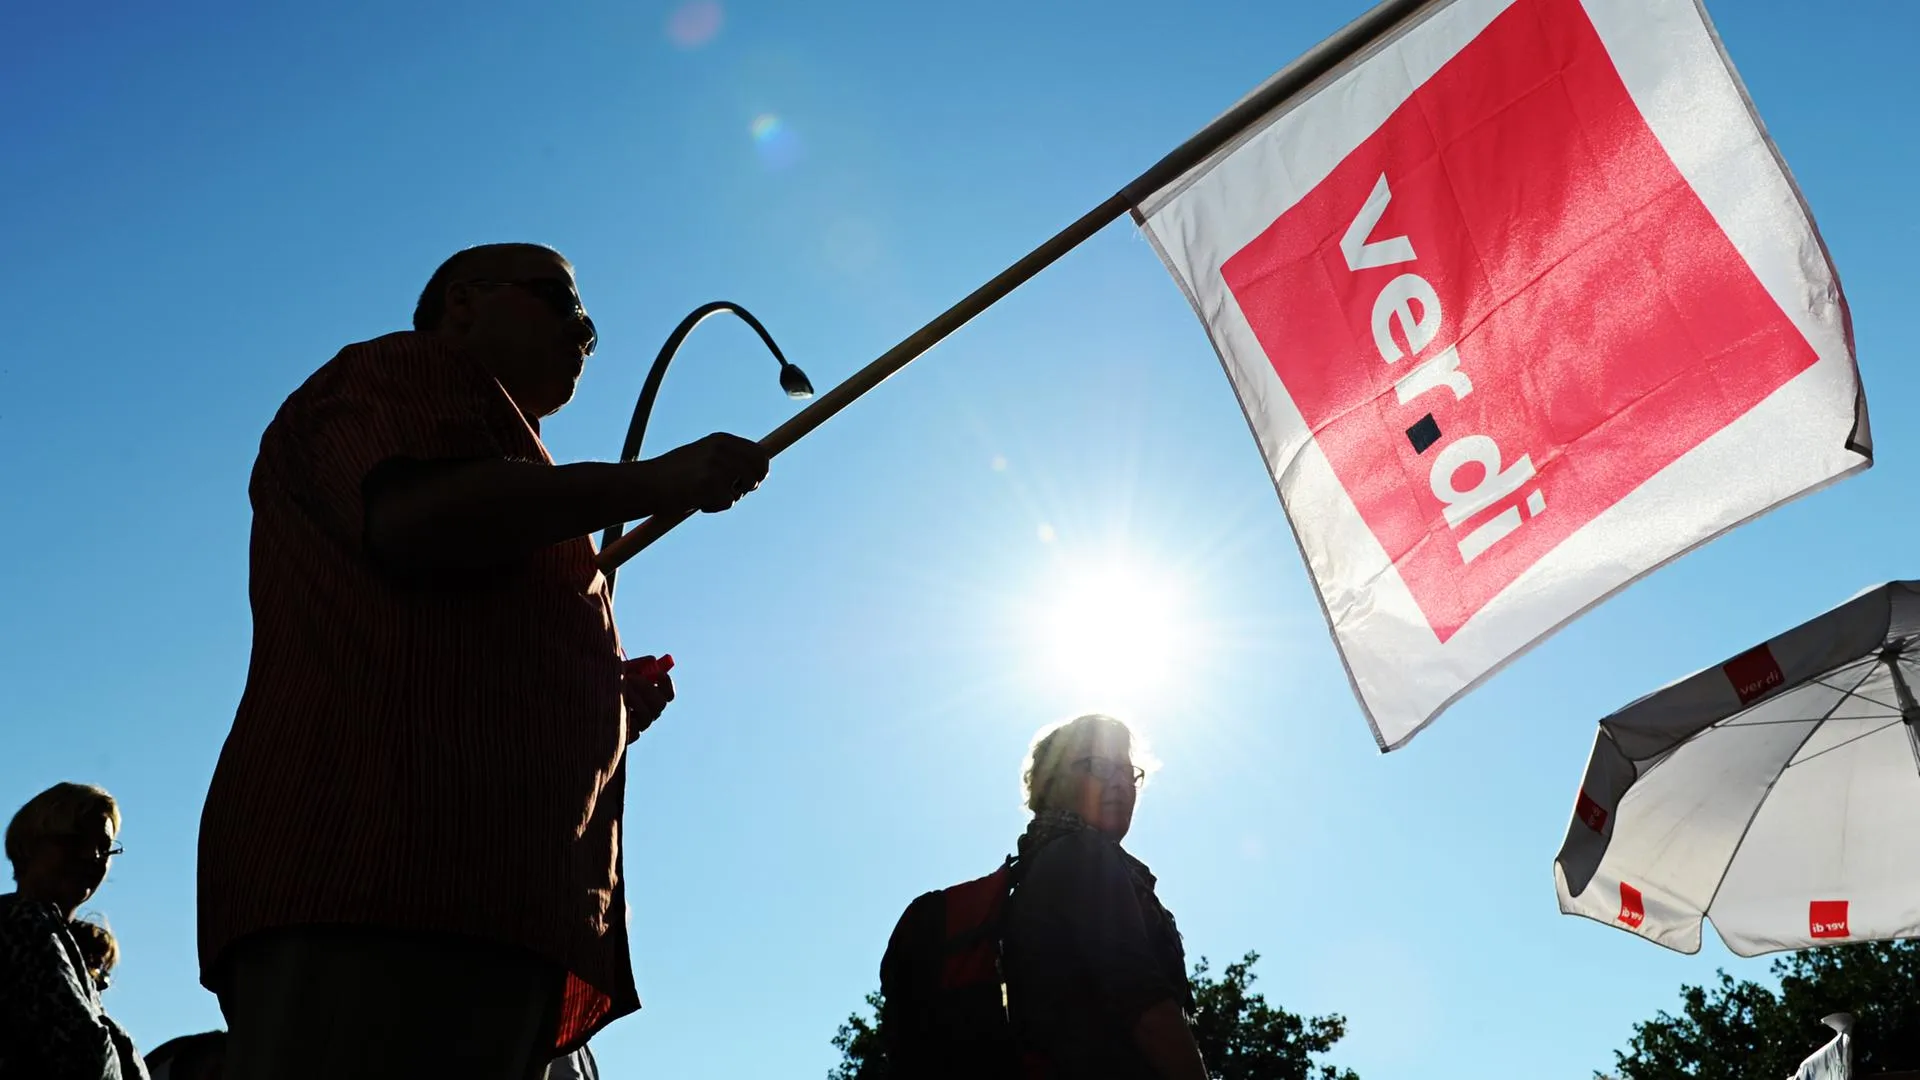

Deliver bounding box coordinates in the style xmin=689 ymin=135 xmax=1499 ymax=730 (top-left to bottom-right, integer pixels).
xmin=597 ymin=0 xmax=1431 ymax=571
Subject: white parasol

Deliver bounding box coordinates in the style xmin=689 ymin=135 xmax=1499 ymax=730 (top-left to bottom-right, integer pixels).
xmin=1557 ymin=582 xmax=1920 ymax=956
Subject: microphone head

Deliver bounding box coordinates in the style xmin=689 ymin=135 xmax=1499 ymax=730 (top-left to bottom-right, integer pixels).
xmin=780 ymin=363 xmax=815 ymax=399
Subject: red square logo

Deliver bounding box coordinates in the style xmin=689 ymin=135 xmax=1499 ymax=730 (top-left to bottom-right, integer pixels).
xmin=1725 ymin=644 xmax=1786 ymax=706
xmin=1575 ymin=790 xmax=1609 ymax=833
xmin=1810 ymin=900 xmax=1850 ymax=939
xmin=1220 ymin=0 xmax=1817 ymax=640
xmin=1617 ymin=883 xmax=1645 ymax=929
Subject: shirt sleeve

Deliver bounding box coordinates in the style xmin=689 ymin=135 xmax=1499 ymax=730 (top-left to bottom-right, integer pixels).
xmin=104 ymin=1017 xmax=147 ymax=1080
xmin=267 ymin=336 xmax=509 ymax=552
xmin=0 ymin=904 xmax=124 ymax=1080
xmin=1023 ymin=832 xmax=1181 ymax=1025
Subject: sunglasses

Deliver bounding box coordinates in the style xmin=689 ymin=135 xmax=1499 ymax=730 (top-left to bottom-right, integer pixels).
xmin=466 ymin=277 xmax=597 ymax=356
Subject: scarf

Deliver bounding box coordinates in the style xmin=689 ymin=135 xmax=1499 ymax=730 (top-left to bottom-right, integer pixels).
xmin=1015 ymin=811 xmax=1192 ymax=1010
xmin=1018 ymin=810 xmax=1156 ymax=889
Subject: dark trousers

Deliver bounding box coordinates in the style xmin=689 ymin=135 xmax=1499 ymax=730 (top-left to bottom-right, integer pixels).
xmin=215 ymin=926 xmax=565 ymax=1080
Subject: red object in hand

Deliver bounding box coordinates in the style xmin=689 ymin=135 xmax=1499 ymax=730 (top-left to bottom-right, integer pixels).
xmin=626 ymin=654 xmax=674 ymax=682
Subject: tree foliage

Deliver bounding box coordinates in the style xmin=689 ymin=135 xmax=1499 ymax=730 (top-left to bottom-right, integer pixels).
xmin=830 ymin=951 xmax=1357 ymax=1079
xmin=1612 ymin=940 xmax=1920 ymax=1079
xmin=830 ymin=990 xmax=889 ymax=1080
xmin=1189 ymin=953 xmax=1359 ymax=1080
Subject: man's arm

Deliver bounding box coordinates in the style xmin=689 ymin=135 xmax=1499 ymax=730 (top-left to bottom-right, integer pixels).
xmin=1133 ymin=999 xmax=1209 ymax=1080
xmin=363 ymin=432 xmax=768 ymax=574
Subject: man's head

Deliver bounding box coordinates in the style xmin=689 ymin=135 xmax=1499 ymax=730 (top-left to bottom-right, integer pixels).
xmin=1022 ymin=714 xmax=1152 ymax=841
xmin=414 ymin=243 xmax=597 ymax=420
xmin=5 ymin=781 xmax=122 ymax=914
xmin=145 ymin=1031 xmax=227 ymax=1080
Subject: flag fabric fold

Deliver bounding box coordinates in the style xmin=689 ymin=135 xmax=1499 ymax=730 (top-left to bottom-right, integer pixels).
xmin=1792 ymin=1023 xmax=1852 ymax=1080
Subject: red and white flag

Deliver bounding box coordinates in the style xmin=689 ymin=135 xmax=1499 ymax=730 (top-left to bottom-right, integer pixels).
xmin=1137 ymin=0 xmax=1869 ymax=749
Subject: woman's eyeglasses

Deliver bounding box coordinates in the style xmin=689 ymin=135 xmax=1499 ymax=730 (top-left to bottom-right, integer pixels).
xmin=1072 ymin=756 xmax=1146 ymax=787
xmin=51 ymin=834 xmax=124 ymax=861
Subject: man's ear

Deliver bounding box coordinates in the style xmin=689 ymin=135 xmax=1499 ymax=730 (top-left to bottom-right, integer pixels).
xmin=442 ymin=281 xmax=476 ymax=333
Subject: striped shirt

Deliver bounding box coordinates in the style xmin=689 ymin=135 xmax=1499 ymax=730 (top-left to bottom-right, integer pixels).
xmin=198 ymin=331 xmax=637 ymax=1049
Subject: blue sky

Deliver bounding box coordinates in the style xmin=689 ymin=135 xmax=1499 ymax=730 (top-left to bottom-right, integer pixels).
xmin=2 ymin=1 xmax=1916 ymax=1076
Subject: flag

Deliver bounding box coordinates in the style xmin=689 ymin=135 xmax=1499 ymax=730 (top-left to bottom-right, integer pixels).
xmin=1791 ymin=1022 xmax=1851 ymax=1080
xmin=1136 ymin=0 xmax=1869 ymax=749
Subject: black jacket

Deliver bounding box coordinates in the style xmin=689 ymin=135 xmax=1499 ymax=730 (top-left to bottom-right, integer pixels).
xmin=1003 ymin=828 xmax=1190 ymax=1080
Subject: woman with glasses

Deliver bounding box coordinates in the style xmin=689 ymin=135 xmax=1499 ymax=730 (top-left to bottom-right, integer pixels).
xmin=0 ymin=781 xmax=148 ymax=1079
xmin=1003 ymin=715 xmax=1209 ymax=1080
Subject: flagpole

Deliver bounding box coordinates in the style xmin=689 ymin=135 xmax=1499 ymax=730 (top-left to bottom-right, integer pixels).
xmin=596 ymin=0 xmax=1432 ymax=571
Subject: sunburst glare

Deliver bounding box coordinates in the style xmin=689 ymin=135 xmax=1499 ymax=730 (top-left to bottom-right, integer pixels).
xmin=1030 ymin=557 xmax=1193 ymax=711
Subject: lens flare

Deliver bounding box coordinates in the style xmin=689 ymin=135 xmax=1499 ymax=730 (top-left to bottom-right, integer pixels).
xmin=666 ymin=1 xmax=724 ymax=49
xmin=823 ymin=217 xmax=883 ymax=275
xmin=750 ymin=113 xmax=802 ymax=169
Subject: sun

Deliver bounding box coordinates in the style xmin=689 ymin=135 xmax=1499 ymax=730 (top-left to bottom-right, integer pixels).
xmin=1031 ymin=558 xmax=1192 ymax=707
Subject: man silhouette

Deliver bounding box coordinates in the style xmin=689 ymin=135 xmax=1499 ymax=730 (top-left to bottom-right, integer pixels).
xmin=200 ymin=244 xmax=770 ymax=1080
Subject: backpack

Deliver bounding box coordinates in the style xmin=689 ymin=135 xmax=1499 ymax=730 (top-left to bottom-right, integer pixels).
xmin=879 ymin=856 xmax=1045 ymax=1080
